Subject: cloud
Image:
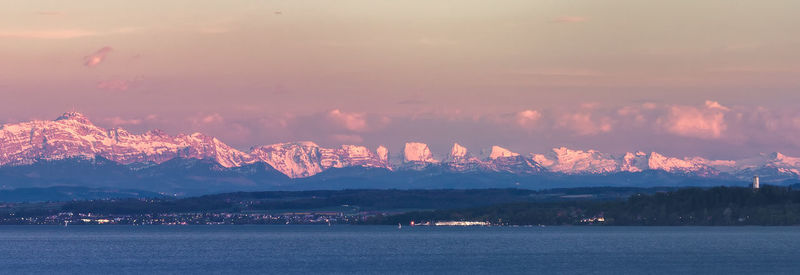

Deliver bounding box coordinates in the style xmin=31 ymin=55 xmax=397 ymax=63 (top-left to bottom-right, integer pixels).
xmin=104 ymin=117 xmax=142 ymax=126
xmin=616 ymin=103 xmax=660 ymax=124
xmin=704 ymin=100 xmax=730 ymax=111
xmin=188 ymin=113 xmax=225 ymax=126
xmin=552 ymin=16 xmax=588 ymax=23
xmin=516 ymin=109 xmax=542 ymax=127
xmin=327 ymin=109 xmax=368 ymax=131
xmin=69 ymin=102 xmax=800 ymax=160
xmin=641 ymin=102 xmax=657 ymax=110
xmin=661 ymin=101 xmax=728 ymax=139
xmin=84 ymin=47 xmax=113 ymax=67
xmin=200 ymin=113 xmax=224 ymax=124
xmin=330 ymin=134 xmax=364 ymax=144
xmin=558 ymin=112 xmax=613 ymax=135
xmin=260 ymin=113 xmax=294 ymax=129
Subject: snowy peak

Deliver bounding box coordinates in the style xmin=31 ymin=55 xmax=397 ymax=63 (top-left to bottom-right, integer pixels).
xmin=145 ymin=129 xmax=169 ymax=138
xmin=55 ymin=112 xmax=93 ymax=125
xmin=403 ymin=142 xmax=438 ymax=163
xmin=249 ymin=142 xmax=323 ymax=178
xmin=534 ymin=147 xmax=618 ymax=174
xmin=483 ymin=146 xmax=542 ymax=174
xmin=769 ymin=152 xmax=800 ymax=167
xmin=0 ymin=113 xmax=252 ymax=168
xmin=731 ymin=152 xmax=800 ymax=179
xmin=619 ymin=151 xmax=714 ymax=175
xmin=320 ymin=145 xmax=388 ymax=169
xmin=619 ymin=151 xmax=649 ymax=172
xmin=533 ymin=147 xmax=716 ymax=175
xmin=248 ymin=142 xmax=390 ymax=178
xmin=376 ymin=145 xmax=389 ymax=165
xmin=2 ymin=112 xmax=392 ymax=178
xmin=175 ymin=132 xmax=252 ymax=168
xmin=646 ymin=152 xmax=697 ymax=173
xmin=489 ymin=146 xmax=519 ymax=160
xmin=442 ymin=143 xmax=483 ymax=171
xmin=439 ymin=145 xmax=544 ymax=174
xmin=5 ymin=112 xmax=800 ymax=181
xmin=450 ymin=143 xmax=468 ymax=159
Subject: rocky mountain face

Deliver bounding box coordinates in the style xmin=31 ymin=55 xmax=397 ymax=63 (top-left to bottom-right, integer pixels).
xmin=0 ymin=113 xmax=390 ymax=179
xmin=0 ymin=112 xmax=251 ymax=168
xmin=1 ymin=112 xmax=800 ymax=182
xmin=532 ymin=147 xmax=717 ymax=176
xmin=437 ymin=144 xmax=544 ymax=174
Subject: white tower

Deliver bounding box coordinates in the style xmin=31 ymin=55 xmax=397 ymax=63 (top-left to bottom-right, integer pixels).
xmin=752 ymin=176 xmax=760 ymax=189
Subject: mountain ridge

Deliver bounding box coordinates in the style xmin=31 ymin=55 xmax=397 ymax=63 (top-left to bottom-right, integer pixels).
xmin=1 ymin=112 xmax=799 ymax=182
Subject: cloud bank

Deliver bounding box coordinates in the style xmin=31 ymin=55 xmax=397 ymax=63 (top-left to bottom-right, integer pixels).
xmin=82 ymin=100 xmax=800 ymax=160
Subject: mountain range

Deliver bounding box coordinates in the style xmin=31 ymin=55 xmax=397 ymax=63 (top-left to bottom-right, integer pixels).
xmin=1 ymin=112 xmax=798 ymax=194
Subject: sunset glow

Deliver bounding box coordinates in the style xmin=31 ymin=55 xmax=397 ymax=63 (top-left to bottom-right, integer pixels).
xmin=2 ymin=0 xmax=799 ymax=159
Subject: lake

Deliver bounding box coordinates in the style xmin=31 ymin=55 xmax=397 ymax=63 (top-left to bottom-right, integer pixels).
xmin=1 ymin=225 xmax=798 ymax=274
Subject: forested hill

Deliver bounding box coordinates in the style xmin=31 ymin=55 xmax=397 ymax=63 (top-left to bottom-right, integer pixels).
xmin=369 ymin=185 xmax=800 ymax=226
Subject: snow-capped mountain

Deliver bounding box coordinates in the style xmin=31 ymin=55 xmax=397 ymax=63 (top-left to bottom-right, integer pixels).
xmin=403 ymin=142 xmax=438 ymax=163
xmin=376 ymin=146 xmax=390 ymax=167
xmin=0 ymin=113 xmax=389 ymax=179
xmin=1 ymin=112 xmax=800 ymax=182
xmin=248 ymin=142 xmax=325 ymax=178
xmin=444 ymin=143 xmax=482 ymax=171
xmin=400 ymin=142 xmax=439 ymax=170
xmin=489 ymin=146 xmax=519 ymax=159
xmin=532 ymin=147 xmax=619 ymax=174
xmin=440 ymin=144 xmax=543 ymax=173
xmin=448 ymin=143 xmax=470 ymax=161
xmin=0 ymin=112 xmax=251 ymax=168
xmin=728 ymin=152 xmax=800 ymax=181
xmin=482 ymin=146 xmax=544 ymax=174
xmin=530 ymin=147 xmax=717 ymax=176
xmin=618 ymin=151 xmax=712 ymax=174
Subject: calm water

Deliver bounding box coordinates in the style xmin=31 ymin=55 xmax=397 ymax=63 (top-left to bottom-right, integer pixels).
xmin=1 ymin=225 xmax=799 ymax=274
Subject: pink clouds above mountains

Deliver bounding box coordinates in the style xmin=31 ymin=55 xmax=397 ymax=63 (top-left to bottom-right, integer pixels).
xmin=662 ymin=101 xmax=728 ymax=139
xmin=83 ymin=47 xmax=113 ymax=67
xmin=21 ymin=99 xmax=798 ymax=162
xmin=104 ymin=117 xmax=142 ymax=126
xmin=558 ymin=112 xmax=613 ymax=136
xmin=328 ymin=109 xmax=368 ymax=132
xmin=515 ymin=110 xmax=542 ymax=128
xmin=194 ymin=113 xmax=224 ymax=125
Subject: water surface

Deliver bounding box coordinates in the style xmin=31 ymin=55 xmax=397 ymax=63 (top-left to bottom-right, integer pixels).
xmin=1 ymin=225 xmax=798 ymax=274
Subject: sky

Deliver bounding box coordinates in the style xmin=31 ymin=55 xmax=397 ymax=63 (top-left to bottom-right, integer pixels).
xmin=1 ymin=0 xmax=800 ymax=159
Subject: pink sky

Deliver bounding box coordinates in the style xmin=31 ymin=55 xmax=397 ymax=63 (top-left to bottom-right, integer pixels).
xmin=1 ymin=0 xmax=800 ymax=159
